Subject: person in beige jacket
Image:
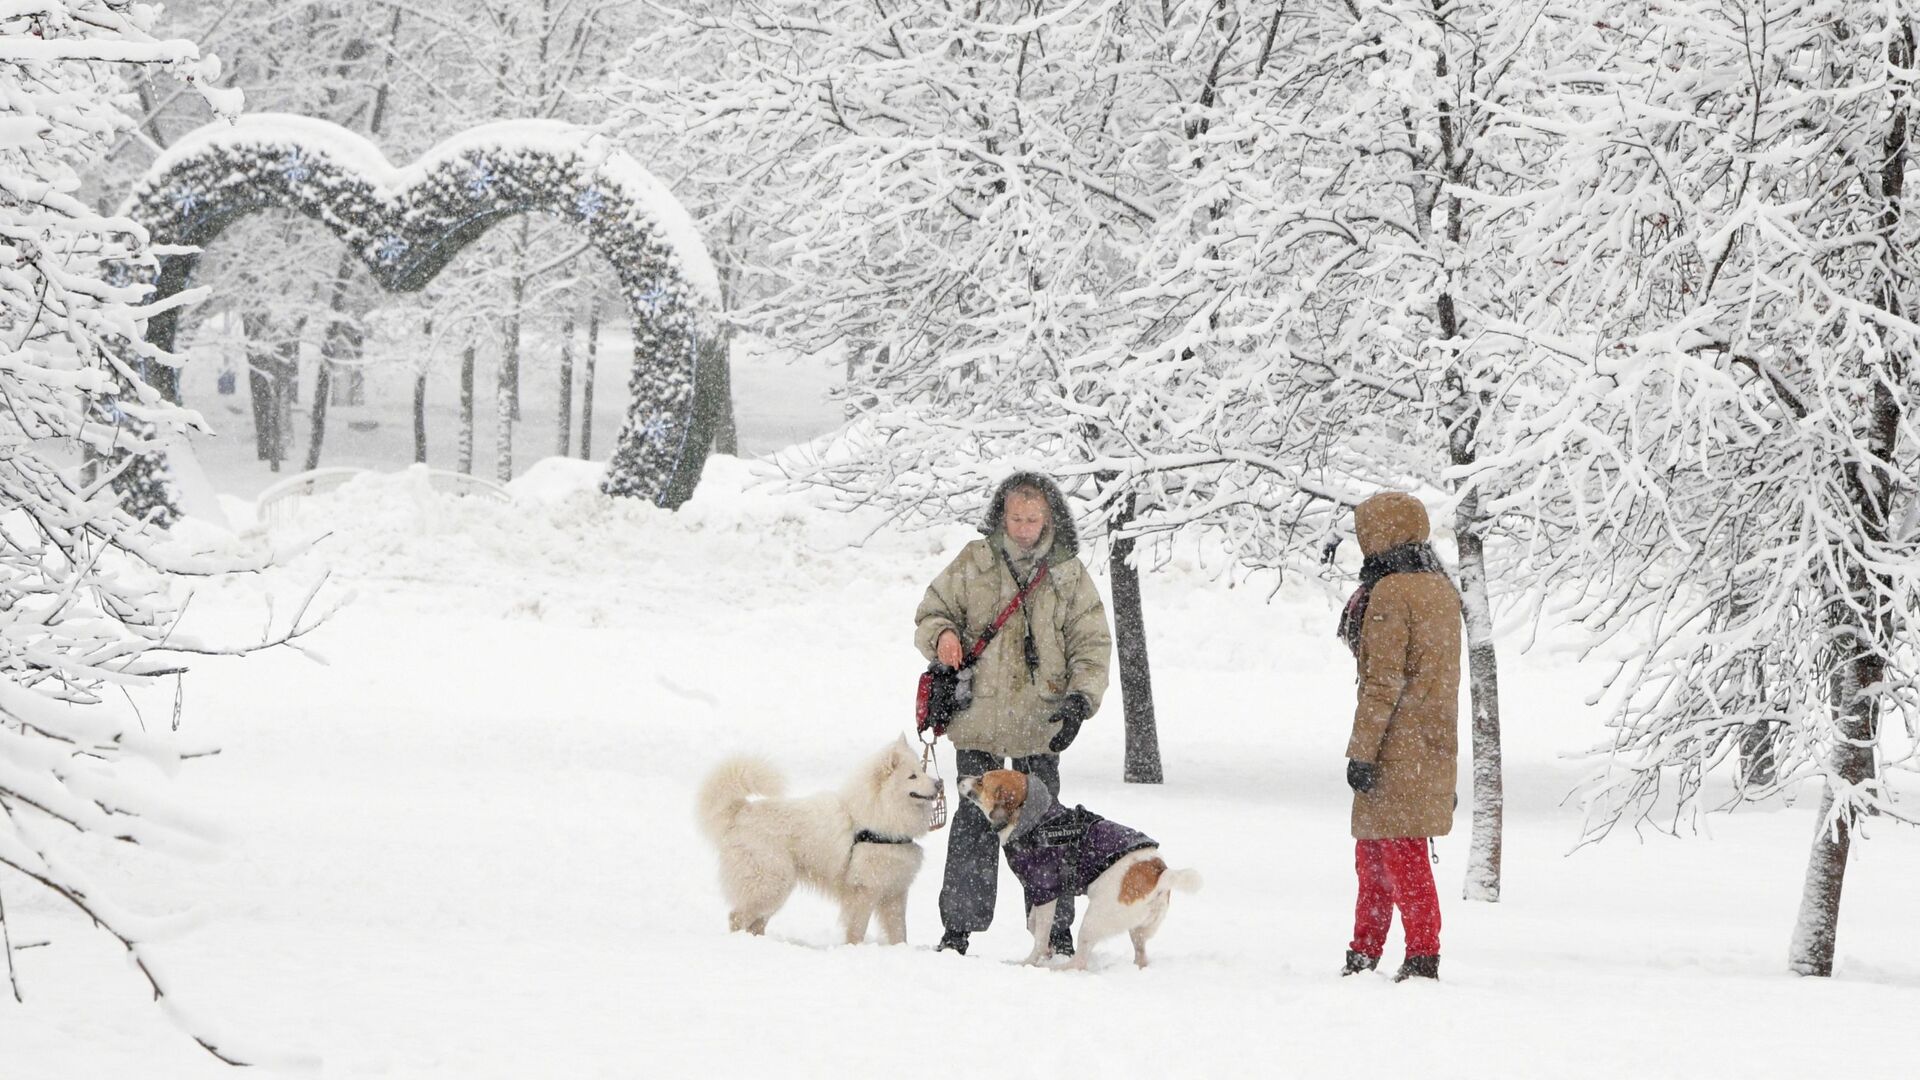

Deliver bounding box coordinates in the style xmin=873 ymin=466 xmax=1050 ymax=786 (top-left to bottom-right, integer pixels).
xmin=1335 ymin=492 xmax=1462 ymax=982
xmin=915 ymin=472 xmax=1112 ymax=956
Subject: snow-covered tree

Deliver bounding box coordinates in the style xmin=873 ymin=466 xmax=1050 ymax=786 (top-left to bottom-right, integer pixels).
xmin=1176 ymin=0 xmax=1570 ymax=900
xmin=1476 ymin=1 xmax=1920 ymax=975
xmin=610 ymin=0 xmax=1400 ymax=782
xmin=2 ymin=0 xmax=324 ymax=1058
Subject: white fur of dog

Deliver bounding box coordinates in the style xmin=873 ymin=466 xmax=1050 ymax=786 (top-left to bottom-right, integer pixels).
xmin=698 ymin=736 xmax=941 ymax=945
xmin=957 ymin=770 xmax=1202 ymax=970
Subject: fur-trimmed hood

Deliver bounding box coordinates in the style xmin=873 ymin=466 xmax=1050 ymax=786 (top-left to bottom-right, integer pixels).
xmin=978 ymin=471 xmax=1080 ymax=558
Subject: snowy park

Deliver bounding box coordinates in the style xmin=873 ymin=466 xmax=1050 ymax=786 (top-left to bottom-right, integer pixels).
xmin=10 ymin=453 xmax=1920 ymax=1078
xmin=7 ymin=2 xmax=1920 ymax=1079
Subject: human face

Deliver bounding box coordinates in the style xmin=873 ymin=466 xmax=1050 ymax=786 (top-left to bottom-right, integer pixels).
xmin=1003 ymin=491 xmax=1050 ymax=553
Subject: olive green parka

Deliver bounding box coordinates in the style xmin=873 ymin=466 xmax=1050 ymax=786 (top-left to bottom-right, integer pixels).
xmin=914 ymin=474 xmax=1112 ymax=758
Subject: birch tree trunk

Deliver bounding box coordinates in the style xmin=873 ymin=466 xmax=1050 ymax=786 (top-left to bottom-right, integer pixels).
xmin=1454 ymin=476 xmax=1504 ymax=902
xmin=1430 ymin=25 xmax=1504 ymax=901
xmin=498 ymin=238 xmax=526 ymax=480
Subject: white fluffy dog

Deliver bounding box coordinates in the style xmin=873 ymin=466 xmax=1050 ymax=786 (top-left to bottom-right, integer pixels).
xmin=698 ymin=736 xmax=942 ymax=945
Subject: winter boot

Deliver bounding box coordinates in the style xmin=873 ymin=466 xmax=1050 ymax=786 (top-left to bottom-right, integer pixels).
xmin=936 ymin=930 xmax=969 ymax=955
xmin=1393 ymin=955 xmax=1440 ymax=982
xmin=1341 ymin=949 xmax=1380 ymax=976
xmin=1049 ymin=926 xmax=1076 ymax=959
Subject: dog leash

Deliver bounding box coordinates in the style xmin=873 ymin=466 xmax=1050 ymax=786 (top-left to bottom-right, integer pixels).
xmin=919 ymin=729 xmax=948 ymax=831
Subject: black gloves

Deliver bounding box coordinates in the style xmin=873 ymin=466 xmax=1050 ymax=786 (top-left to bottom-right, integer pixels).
xmin=1346 ymin=759 xmax=1379 ymax=794
xmin=1047 ymin=693 xmax=1092 ymax=754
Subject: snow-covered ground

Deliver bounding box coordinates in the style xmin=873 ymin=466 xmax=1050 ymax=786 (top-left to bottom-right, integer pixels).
xmin=10 ymin=399 xmax=1920 ymax=1077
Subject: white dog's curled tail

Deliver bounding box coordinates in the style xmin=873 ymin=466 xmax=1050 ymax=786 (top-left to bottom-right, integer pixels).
xmin=697 ymin=756 xmax=785 ymax=844
xmin=1160 ymin=868 xmax=1204 ymax=895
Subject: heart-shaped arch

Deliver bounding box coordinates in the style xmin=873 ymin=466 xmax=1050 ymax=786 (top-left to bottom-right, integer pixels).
xmin=124 ymin=115 xmax=722 ymax=508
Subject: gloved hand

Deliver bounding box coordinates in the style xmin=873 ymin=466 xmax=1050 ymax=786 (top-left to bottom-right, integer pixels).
xmin=1046 ymin=693 xmax=1092 ymax=754
xmin=1346 ymin=759 xmax=1379 ymax=794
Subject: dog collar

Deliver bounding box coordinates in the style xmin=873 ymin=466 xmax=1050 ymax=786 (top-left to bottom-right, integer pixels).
xmin=853 ymin=829 xmax=914 ymax=845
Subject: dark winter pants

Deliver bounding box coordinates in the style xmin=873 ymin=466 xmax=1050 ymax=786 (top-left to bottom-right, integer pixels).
xmin=1350 ymin=837 xmax=1441 ymax=959
xmin=942 ymin=749 xmax=1075 ymax=942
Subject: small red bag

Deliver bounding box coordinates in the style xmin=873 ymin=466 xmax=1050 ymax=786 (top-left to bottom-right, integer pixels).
xmin=913 ymin=561 xmax=1049 ymax=737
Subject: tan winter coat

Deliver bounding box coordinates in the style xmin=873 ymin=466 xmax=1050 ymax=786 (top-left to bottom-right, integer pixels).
xmin=1346 ymin=493 xmax=1463 ymax=840
xmin=914 ymin=532 xmax=1112 ymax=758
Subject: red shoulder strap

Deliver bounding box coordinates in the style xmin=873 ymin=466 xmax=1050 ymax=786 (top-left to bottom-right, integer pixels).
xmin=963 ymin=560 xmax=1048 ymax=666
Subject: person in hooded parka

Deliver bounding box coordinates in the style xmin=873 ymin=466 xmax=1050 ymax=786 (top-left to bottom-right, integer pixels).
xmin=913 ymin=472 xmax=1113 ymax=957
xmin=1334 ymin=492 xmax=1463 ymax=982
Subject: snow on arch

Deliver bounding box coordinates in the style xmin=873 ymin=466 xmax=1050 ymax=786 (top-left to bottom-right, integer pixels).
xmin=122 ymin=114 xmax=725 ymax=509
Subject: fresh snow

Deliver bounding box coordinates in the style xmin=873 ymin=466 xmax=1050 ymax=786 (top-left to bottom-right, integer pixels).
xmin=9 ymin=425 xmax=1920 ymax=1079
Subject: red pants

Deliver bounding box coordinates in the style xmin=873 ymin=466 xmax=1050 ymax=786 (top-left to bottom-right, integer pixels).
xmin=1350 ymin=838 xmax=1441 ymax=959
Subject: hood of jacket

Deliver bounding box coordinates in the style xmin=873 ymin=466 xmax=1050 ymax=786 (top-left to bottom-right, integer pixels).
xmin=979 ymin=471 xmax=1080 ymax=559
xmin=1003 ymin=775 xmax=1055 ymax=844
xmin=1354 ymin=492 xmax=1431 ymax=557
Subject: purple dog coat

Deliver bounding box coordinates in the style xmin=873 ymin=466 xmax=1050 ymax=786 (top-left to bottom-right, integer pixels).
xmin=1000 ymin=778 xmax=1157 ymax=909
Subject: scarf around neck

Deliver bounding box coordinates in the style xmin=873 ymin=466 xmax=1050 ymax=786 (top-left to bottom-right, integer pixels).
xmin=1336 ymin=542 xmax=1450 ymax=656
xmin=996 ymin=533 xmax=1047 ymax=680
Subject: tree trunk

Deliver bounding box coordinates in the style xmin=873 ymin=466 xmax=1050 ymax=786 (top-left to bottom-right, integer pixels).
xmin=459 ymin=343 xmax=476 ymax=475
xmin=580 ymin=303 xmax=599 ymax=459
xmin=149 ymin=357 xmax=180 ymax=404
xmin=270 ymin=323 xmax=300 ymax=472
xmin=1789 ymin=627 xmax=1879 ymax=975
xmin=333 ymin=361 xmax=366 ymax=406
xmin=307 ymin=361 xmax=332 ymax=472
xmin=557 ymin=315 xmax=575 ymax=456
xmin=495 ymin=326 xmax=515 ymax=483
xmin=710 ymin=337 xmax=739 ymax=456
xmin=712 ymin=222 xmax=742 ymax=455
xmin=505 ymin=221 xmax=527 ymax=422
xmin=243 ymin=310 xmax=275 ymax=462
xmin=1455 ymin=488 xmax=1504 ymax=903
xmin=1788 ymin=786 xmax=1855 ymax=977
xmin=305 ymin=253 xmax=360 ymax=471
xmin=1431 ymin=29 xmax=1504 ymax=902
xmin=413 ymin=376 xmax=428 ymax=466
xmin=1737 ymin=721 xmax=1777 ymax=789
xmin=413 ymin=317 xmax=430 ymax=464
xmin=1108 ymin=490 xmax=1162 ymax=784
xmin=1790 ymin=21 xmax=1909 ymax=974
xmin=310 ymin=315 xmax=364 ymax=470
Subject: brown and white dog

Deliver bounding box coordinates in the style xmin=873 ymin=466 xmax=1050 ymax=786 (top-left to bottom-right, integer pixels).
xmin=698 ymin=737 xmax=942 ymax=945
xmin=958 ymin=769 xmax=1200 ymax=969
